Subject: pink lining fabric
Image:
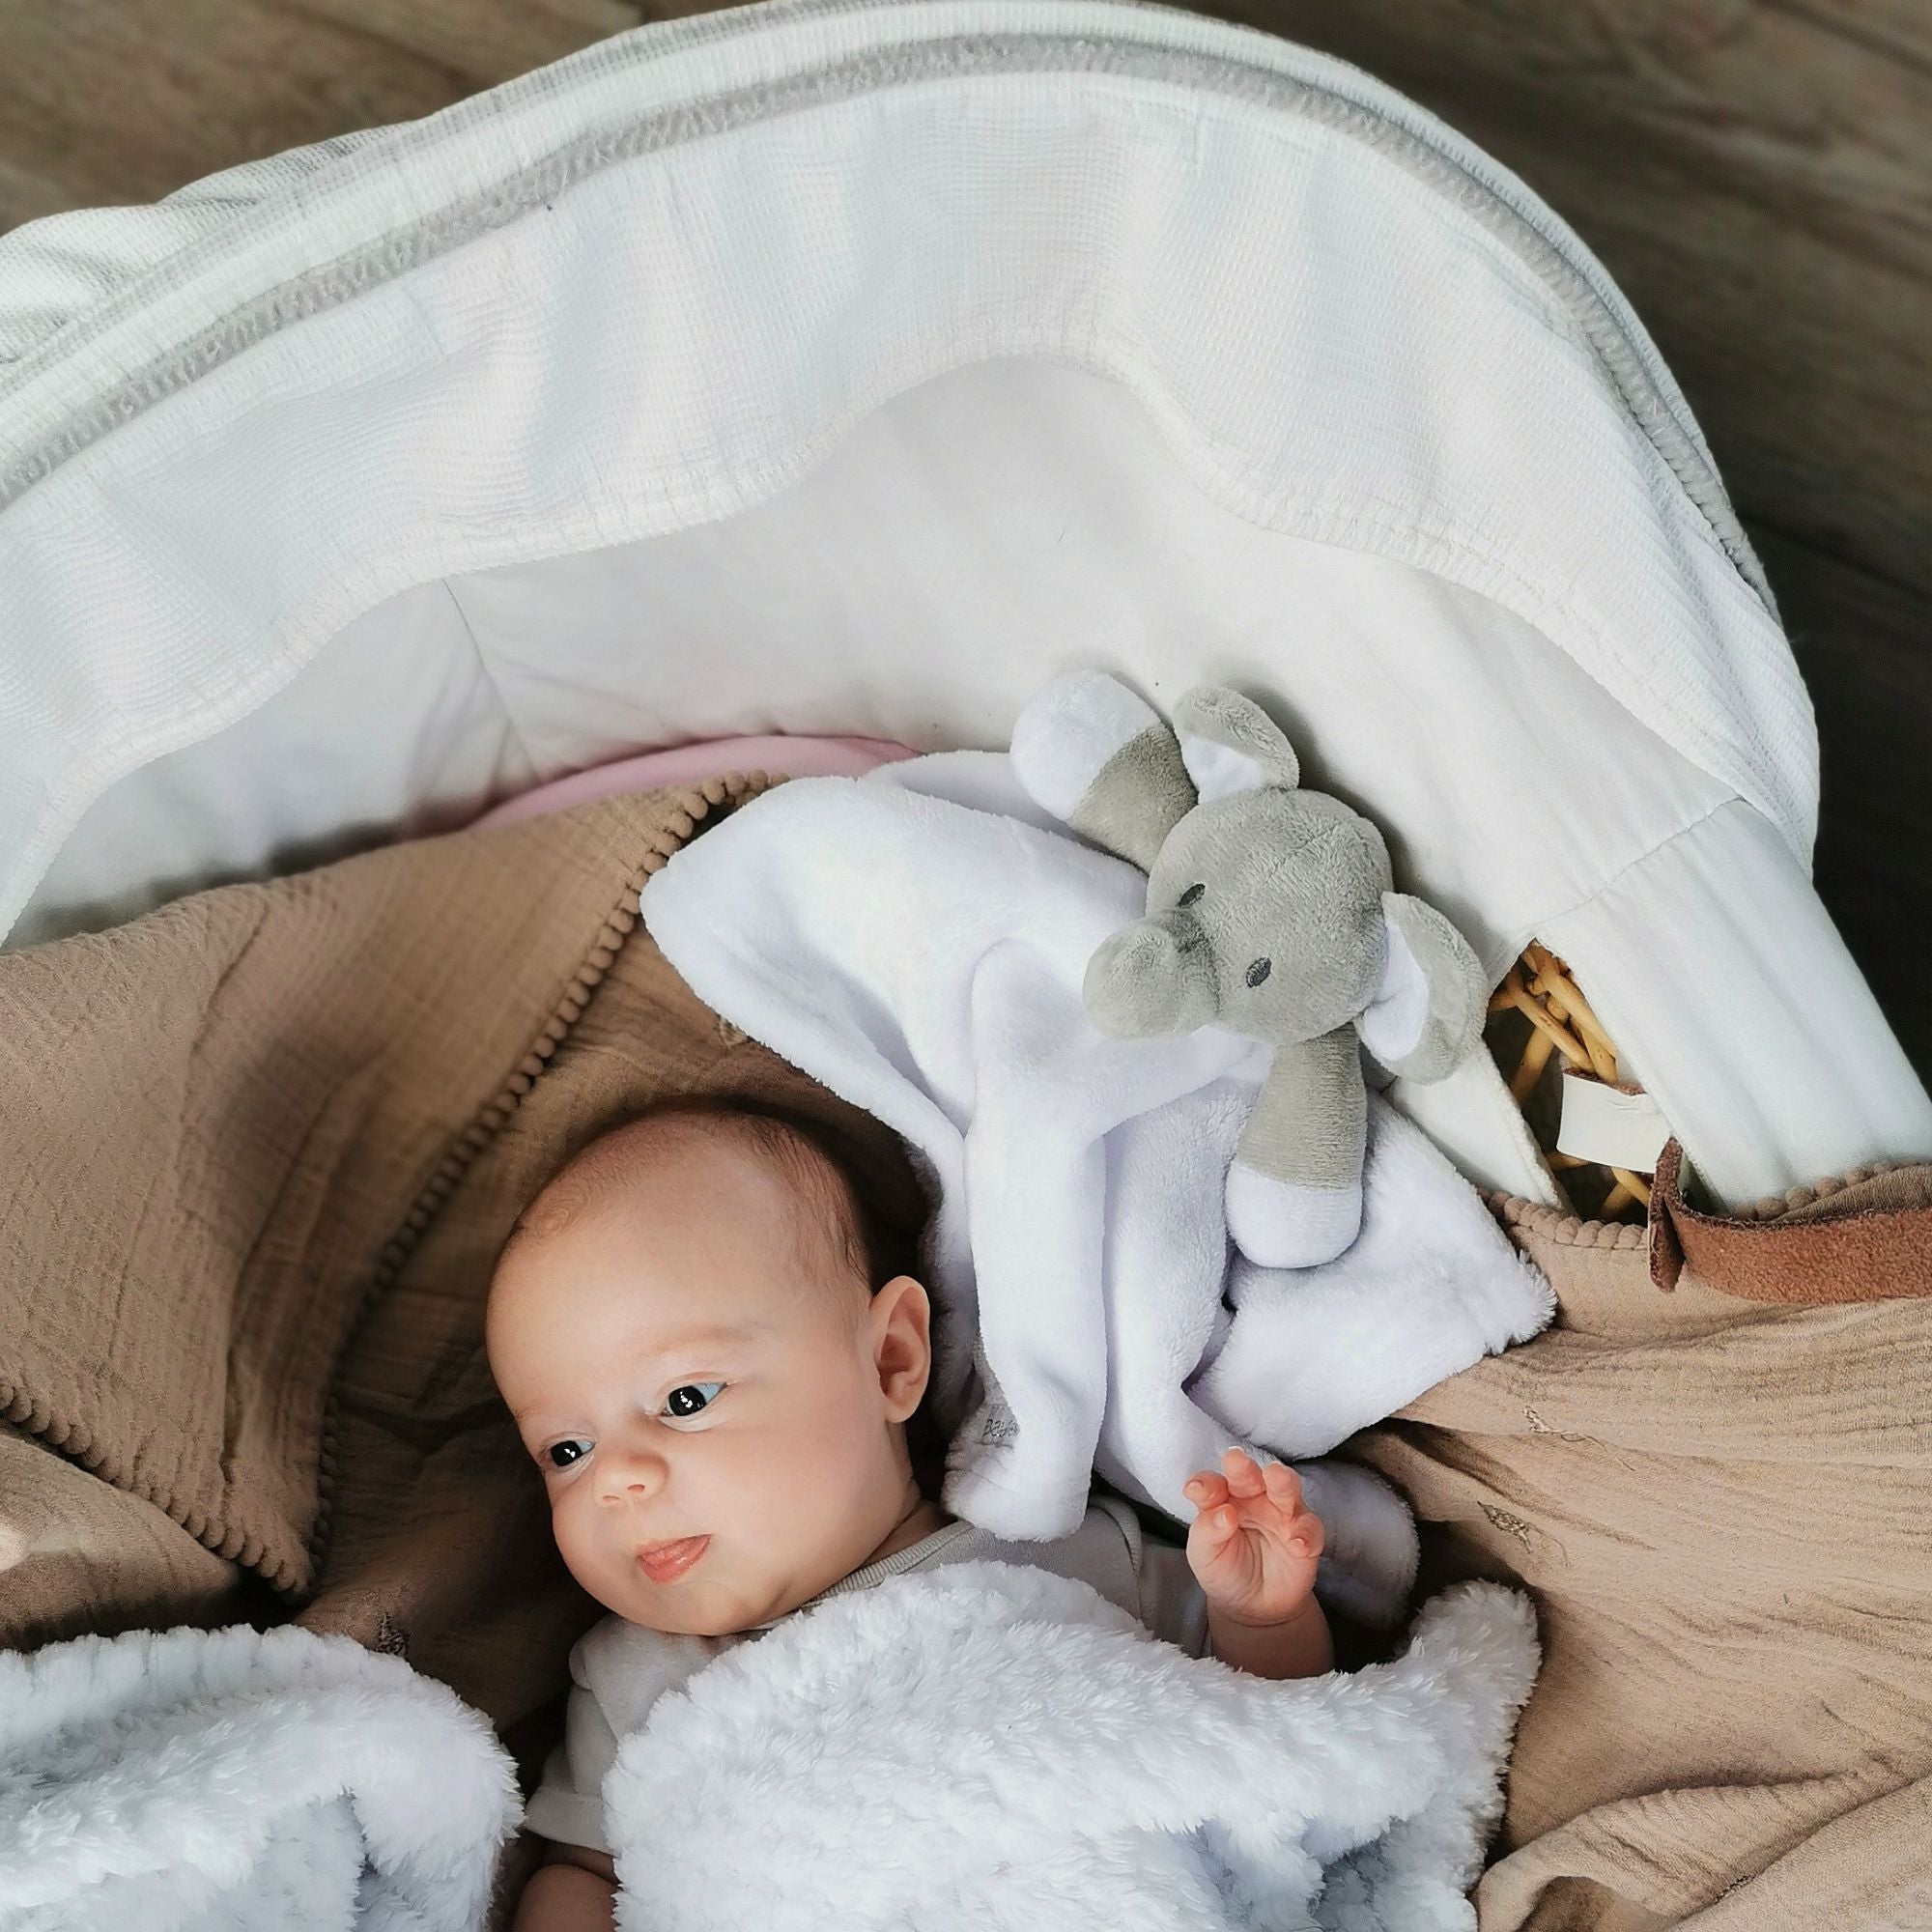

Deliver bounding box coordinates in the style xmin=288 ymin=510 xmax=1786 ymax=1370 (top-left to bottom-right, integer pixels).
xmin=469 ymin=736 xmax=916 ymax=830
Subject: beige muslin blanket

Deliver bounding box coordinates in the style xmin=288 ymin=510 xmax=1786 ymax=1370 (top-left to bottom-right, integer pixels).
xmin=2 ymin=779 xmax=1929 ymax=1930
xmin=0 ymin=781 xmax=928 ymax=1764
xmin=1358 ymin=1184 xmax=1932 ymax=1930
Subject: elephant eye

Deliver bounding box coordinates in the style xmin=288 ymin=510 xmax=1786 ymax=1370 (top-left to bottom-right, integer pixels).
xmin=1245 ymin=957 xmax=1272 ymax=987
xmin=1178 ymin=882 xmax=1206 ymax=907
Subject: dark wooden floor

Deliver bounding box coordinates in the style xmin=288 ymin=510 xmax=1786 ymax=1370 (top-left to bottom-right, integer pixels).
xmin=3 ymin=0 xmax=1927 ymax=1081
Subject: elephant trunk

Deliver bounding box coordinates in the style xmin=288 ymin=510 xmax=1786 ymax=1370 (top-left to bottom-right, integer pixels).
xmin=1084 ymin=909 xmax=1220 ymax=1037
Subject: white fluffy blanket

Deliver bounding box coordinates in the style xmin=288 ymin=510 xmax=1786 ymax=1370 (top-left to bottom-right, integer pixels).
xmin=608 ymin=1562 xmax=1540 ymax=1932
xmin=640 ymin=753 xmax=1553 ymax=1626
xmin=0 ymin=1621 xmax=521 ymax=1932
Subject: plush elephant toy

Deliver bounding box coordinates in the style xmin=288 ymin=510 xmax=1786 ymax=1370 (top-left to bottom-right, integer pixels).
xmin=1011 ymin=670 xmax=1489 ymax=1268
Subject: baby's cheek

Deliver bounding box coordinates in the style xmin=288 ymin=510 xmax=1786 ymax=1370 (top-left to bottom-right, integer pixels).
xmin=548 ymin=1495 xmax=616 ymax=1605
xmin=730 ymin=1412 xmax=872 ymax=1535
xmin=722 ymin=1418 xmax=833 ymax=1517
xmin=549 ymin=1491 xmax=595 ymax=1560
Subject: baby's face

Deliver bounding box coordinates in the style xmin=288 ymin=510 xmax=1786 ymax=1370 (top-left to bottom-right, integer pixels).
xmin=486 ymin=1131 xmax=925 ymax=1637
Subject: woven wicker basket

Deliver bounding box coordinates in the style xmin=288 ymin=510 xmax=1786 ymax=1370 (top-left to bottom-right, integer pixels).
xmin=1487 ymin=942 xmax=1653 ymax=1222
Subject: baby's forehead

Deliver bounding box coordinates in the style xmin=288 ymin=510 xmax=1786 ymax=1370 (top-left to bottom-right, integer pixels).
xmin=535 ymin=1114 xmax=810 ymax=1236
xmin=485 ymin=1143 xmax=765 ymax=1340
xmin=494 ymin=1105 xmax=865 ymax=1303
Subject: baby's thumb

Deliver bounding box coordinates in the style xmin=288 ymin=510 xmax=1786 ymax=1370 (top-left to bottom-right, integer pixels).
xmin=1185 ymin=1503 xmax=1236 ymax=1574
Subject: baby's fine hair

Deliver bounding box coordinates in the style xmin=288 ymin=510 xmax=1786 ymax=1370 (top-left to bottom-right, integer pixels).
xmin=506 ymin=1092 xmax=910 ymax=1297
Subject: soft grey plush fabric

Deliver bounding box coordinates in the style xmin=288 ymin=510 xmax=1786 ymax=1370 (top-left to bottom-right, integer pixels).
xmin=1012 ymin=672 xmax=1489 ymax=1267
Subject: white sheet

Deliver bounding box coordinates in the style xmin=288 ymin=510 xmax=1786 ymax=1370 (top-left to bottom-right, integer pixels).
xmin=5 ymin=0 xmax=1924 ymax=1205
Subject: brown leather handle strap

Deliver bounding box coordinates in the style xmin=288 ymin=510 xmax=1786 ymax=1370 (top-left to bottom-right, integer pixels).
xmin=1648 ymin=1139 xmax=1932 ymax=1301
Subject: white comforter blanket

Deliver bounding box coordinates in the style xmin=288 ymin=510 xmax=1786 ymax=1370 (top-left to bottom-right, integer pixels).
xmin=607 ymin=1562 xmax=1540 ymax=1932
xmin=639 ymin=754 xmax=1552 ymax=1627
xmin=0 ymin=1622 xmax=520 ymax=1932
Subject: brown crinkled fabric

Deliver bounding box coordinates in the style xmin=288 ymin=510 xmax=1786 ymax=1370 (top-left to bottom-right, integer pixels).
xmin=0 ymin=1419 xmax=249 ymax=1652
xmin=0 ymin=777 xmax=932 ymax=1927
xmin=1353 ymin=1181 xmax=1932 ymax=1931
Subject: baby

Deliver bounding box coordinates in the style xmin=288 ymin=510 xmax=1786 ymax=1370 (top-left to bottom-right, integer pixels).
xmin=486 ymin=1095 xmax=1334 ymax=1932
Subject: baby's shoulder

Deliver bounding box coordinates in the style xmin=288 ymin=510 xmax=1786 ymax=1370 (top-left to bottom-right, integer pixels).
xmin=945 ymin=1495 xmax=1145 ymax=1613
xmin=570 ymin=1613 xmax=735 ymax=1730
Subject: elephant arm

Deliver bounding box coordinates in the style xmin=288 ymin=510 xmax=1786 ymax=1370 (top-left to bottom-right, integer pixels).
xmin=1226 ymin=1027 xmax=1367 ymax=1268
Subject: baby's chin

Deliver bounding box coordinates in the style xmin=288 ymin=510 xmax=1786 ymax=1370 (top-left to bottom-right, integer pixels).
xmin=601 ymin=1567 xmax=800 ymax=1639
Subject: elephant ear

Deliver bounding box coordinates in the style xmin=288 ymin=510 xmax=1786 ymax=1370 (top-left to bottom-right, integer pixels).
xmin=1355 ymin=893 xmax=1488 ymax=1082
xmin=1010 ymin=670 xmax=1197 ymax=871
xmin=1171 ymin=686 xmax=1300 ymax=801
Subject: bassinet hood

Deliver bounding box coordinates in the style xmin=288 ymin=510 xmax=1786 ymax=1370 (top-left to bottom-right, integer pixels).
xmin=1 ymin=0 xmax=1926 ymax=1206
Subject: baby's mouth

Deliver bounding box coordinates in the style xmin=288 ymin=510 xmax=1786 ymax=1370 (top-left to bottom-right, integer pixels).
xmin=636 ymin=1534 xmax=710 ymax=1584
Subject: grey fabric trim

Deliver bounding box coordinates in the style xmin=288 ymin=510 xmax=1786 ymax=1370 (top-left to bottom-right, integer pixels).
xmin=806 ymin=1518 xmax=978 ymax=1603
xmin=0 ymin=28 xmax=1768 ymax=615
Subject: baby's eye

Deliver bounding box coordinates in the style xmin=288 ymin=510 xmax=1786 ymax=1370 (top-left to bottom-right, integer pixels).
xmin=544 ymin=1438 xmax=590 ymax=1471
xmin=662 ymin=1381 xmax=724 ymax=1420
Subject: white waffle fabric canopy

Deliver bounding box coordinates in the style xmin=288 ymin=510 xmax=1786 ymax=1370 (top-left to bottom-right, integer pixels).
xmin=1 ymin=0 xmax=1926 ymax=1208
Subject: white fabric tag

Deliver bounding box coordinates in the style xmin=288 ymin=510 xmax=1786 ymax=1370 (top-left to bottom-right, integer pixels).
xmin=1556 ymin=1069 xmax=1670 ymax=1173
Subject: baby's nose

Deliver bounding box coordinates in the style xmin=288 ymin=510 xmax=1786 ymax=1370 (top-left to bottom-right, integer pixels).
xmin=599 ymin=1443 xmax=668 ymax=1502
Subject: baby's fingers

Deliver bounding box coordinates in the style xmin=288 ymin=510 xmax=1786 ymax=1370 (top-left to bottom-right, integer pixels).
xmin=1221 ymin=1447 xmax=1266 ymax=1499
xmin=1262 ymin=1462 xmax=1302 ymax=1511
xmin=1204 ymin=1504 xmax=1242 ymax=1544
xmin=1183 ymin=1471 xmax=1232 ymax=1512
xmin=1187 ymin=1502 xmax=1245 ymax=1561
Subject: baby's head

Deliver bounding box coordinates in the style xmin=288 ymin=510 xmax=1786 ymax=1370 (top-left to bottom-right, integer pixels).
xmin=485 ymin=1096 xmax=932 ymax=1638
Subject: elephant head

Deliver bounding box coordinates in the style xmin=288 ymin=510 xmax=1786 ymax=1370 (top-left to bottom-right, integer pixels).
xmin=1011 ymin=672 xmax=1487 ymax=1082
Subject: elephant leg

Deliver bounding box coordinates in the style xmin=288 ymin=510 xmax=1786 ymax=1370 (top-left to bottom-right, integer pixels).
xmin=1226 ymin=1028 xmax=1366 ymax=1267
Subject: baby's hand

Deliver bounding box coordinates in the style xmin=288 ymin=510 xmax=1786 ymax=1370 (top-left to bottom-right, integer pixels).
xmin=1183 ymin=1449 xmax=1323 ymax=1626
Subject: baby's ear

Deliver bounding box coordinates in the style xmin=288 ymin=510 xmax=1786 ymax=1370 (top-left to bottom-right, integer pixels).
xmin=1171 ymin=686 xmax=1299 ymax=800
xmin=870 ymin=1274 xmax=933 ymax=1424
xmin=1011 ymin=670 xmax=1196 ymax=871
